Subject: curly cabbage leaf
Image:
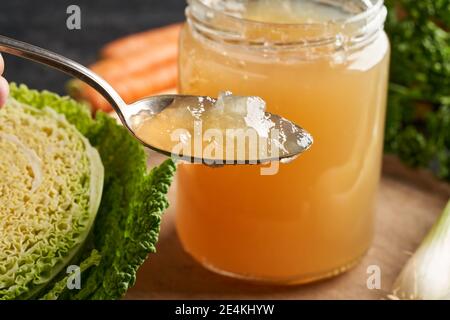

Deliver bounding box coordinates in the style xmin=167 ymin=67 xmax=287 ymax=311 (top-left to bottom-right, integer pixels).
xmin=0 ymin=99 xmax=104 ymax=300
xmin=5 ymin=84 xmax=176 ymax=300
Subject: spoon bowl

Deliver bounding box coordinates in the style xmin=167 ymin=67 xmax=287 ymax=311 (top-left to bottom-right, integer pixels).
xmin=127 ymin=94 xmax=313 ymax=164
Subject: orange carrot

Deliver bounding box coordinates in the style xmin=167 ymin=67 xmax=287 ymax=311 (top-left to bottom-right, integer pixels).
xmin=115 ymin=63 xmax=178 ymax=102
xmin=91 ymin=40 xmax=178 ymax=81
xmin=69 ymin=23 xmax=182 ymax=111
xmin=80 ymin=64 xmax=178 ymax=112
xmin=101 ymin=23 xmax=182 ymax=58
xmin=154 ymin=87 xmax=178 ymax=95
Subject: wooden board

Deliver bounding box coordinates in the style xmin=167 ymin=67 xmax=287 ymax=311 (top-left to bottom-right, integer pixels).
xmin=125 ymin=155 xmax=450 ymax=300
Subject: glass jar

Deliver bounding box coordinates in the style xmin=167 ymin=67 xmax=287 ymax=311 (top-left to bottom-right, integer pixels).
xmin=176 ymin=0 xmax=390 ymax=284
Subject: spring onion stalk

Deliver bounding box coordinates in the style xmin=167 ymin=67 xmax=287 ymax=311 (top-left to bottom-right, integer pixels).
xmin=391 ymin=200 xmax=450 ymax=300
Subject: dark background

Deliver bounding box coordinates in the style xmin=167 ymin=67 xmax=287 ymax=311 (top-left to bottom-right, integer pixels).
xmin=0 ymin=0 xmax=185 ymax=94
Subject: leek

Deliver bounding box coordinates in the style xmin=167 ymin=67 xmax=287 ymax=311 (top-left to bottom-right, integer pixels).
xmin=391 ymin=200 xmax=450 ymax=300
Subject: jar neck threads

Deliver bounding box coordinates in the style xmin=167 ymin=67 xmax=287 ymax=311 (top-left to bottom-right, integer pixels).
xmin=186 ymin=0 xmax=387 ymax=60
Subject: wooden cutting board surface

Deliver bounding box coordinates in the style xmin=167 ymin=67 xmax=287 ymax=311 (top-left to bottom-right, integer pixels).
xmin=125 ymin=155 xmax=450 ymax=300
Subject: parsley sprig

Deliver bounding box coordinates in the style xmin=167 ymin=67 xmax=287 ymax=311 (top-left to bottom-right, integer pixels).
xmin=385 ymin=0 xmax=450 ymax=181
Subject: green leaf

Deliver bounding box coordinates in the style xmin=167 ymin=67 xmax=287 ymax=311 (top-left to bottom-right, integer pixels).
xmin=0 ymin=96 xmax=104 ymax=300
xmin=384 ymin=1 xmax=450 ymax=181
xmin=40 ymin=250 xmax=101 ymax=300
xmin=9 ymin=83 xmax=176 ymax=300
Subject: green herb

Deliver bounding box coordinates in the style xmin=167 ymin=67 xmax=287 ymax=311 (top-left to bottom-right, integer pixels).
xmin=384 ymin=0 xmax=450 ymax=181
xmin=7 ymin=83 xmax=176 ymax=300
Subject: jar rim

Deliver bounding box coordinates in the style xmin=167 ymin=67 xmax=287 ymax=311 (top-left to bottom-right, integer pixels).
xmin=189 ymin=0 xmax=385 ymax=28
xmin=186 ymin=0 xmax=387 ymax=58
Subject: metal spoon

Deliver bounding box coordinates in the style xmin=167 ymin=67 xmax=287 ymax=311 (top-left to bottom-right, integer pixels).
xmin=0 ymin=35 xmax=312 ymax=164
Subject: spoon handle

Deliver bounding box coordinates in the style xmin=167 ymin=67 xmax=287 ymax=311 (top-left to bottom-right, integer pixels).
xmin=0 ymin=35 xmax=126 ymax=116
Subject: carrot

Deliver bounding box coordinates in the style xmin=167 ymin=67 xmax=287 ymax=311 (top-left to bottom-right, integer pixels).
xmin=154 ymin=87 xmax=178 ymax=95
xmin=101 ymin=23 xmax=183 ymax=58
xmin=80 ymin=63 xmax=178 ymax=112
xmin=91 ymin=40 xmax=178 ymax=81
xmin=68 ymin=23 xmax=182 ymax=111
xmin=115 ymin=63 xmax=178 ymax=102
